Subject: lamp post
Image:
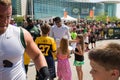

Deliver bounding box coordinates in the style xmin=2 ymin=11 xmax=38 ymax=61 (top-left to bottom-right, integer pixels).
xmin=92 ymin=6 xmax=95 ymax=20
xmin=31 ymin=0 xmax=33 ymax=20
xmin=63 ymin=8 xmax=67 ymax=18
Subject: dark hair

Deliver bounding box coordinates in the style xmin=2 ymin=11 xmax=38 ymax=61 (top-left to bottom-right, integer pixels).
xmin=89 ymin=43 xmax=120 ymax=71
xmin=54 ymin=17 xmax=61 ymax=22
xmin=41 ymin=23 xmax=50 ymax=34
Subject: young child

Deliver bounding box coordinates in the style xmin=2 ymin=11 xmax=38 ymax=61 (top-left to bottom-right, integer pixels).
xmin=89 ymin=31 xmax=96 ymax=48
xmin=84 ymin=32 xmax=90 ymax=52
xmin=73 ymin=34 xmax=84 ymax=80
xmin=71 ymin=27 xmax=77 ymax=40
xmin=35 ymin=23 xmax=57 ymax=80
xmin=88 ymin=43 xmax=120 ymax=80
xmin=57 ymin=37 xmax=72 ymax=80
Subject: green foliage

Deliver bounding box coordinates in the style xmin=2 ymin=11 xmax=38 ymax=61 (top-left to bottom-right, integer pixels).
xmin=117 ymin=18 xmax=120 ymax=22
xmin=95 ymin=15 xmax=107 ymax=22
xmin=13 ymin=16 xmax=24 ymax=23
xmin=86 ymin=16 xmax=93 ymax=20
xmin=109 ymin=16 xmax=117 ymax=22
xmin=13 ymin=16 xmax=24 ymax=26
xmin=86 ymin=12 xmax=120 ymax=22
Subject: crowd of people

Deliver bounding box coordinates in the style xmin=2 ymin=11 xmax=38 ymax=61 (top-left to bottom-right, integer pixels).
xmin=0 ymin=0 xmax=50 ymax=80
xmin=1 ymin=0 xmax=120 ymax=80
xmin=19 ymin=16 xmax=120 ymax=80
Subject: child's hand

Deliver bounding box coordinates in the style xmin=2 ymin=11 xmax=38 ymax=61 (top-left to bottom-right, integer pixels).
xmin=68 ymin=55 xmax=71 ymax=58
xmin=71 ymin=50 xmax=75 ymax=54
xmin=52 ymin=53 xmax=57 ymax=61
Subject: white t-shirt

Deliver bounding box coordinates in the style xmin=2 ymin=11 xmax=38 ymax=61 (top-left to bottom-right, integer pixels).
xmin=50 ymin=24 xmax=71 ymax=47
xmin=84 ymin=36 xmax=89 ymax=43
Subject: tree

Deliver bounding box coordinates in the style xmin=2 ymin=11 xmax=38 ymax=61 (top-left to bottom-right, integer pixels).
xmin=86 ymin=12 xmax=120 ymax=23
xmin=13 ymin=16 xmax=24 ymax=26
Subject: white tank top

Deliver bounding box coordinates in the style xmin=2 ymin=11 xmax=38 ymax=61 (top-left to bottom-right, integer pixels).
xmin=0 ymin=24 xmax=26 ymax=80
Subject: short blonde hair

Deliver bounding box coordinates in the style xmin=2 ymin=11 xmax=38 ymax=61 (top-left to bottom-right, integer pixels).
xmin=41 ymin=23 xmax=50 ymax=35
xmin=0 ymin=0 xmax=11 ymax=6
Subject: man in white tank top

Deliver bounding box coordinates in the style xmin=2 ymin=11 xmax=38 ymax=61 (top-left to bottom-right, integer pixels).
xmin=0 ymin=0 xmax=50 ymax=80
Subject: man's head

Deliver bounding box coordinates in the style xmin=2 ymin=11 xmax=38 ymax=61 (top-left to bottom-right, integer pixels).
xmin=73 ymin=27 xmax=76 ymax=32
xmin=26 ymin=17 xmax=32 ymax=23
xmin=89 ymin=43 xmax=120 ymax=80
xmin=0 ymin=0 xmax=11 ymax=6
xmin=26 ymin=17 xmax=33 ymax=27
xmin=0 ymin=0 xmax=12 ymax=33
xmin=54 ymin=17 xmax=62 ymax=27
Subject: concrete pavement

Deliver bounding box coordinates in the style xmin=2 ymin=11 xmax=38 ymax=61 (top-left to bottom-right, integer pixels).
xmin=27 ymin=39 xmax=120 ymax=80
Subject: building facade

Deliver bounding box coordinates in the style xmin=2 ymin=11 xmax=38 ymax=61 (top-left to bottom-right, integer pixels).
xmin=33 ymin=0 xmax=105 ymax=19
xmin=12 ymin=0 xmax=21 ymax=15
xmin=104 ymin=3 xmax=116 ymax=17
xmin=11 ymin=0 xmax=119 ymax=19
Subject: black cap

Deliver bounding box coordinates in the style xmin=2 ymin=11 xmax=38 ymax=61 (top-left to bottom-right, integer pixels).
xmin=26 ymin=17 xmax=32 ymax=23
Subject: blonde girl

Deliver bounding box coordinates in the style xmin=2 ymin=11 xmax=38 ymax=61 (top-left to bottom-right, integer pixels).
xmin=57 ymin=37 xmax=72 ymax=80
xmin=74 ymin=34 xmax=85 ymax=80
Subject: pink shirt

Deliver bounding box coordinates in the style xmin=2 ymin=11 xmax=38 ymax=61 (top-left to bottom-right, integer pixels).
xmin=57 ymin=53 xmax=68 ymax=60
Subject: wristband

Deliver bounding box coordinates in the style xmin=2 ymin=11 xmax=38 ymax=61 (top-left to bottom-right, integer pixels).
xmin=39 ymin=66 xmax=50 ymax=80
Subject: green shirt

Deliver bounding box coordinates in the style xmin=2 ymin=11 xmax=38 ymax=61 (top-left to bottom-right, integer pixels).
xmin=71 ymin=32 xmax=77 ymax=39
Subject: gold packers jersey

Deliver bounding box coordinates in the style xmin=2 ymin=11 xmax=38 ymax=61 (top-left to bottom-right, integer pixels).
xmin=35 ymin=36 xmax=56 ymax=57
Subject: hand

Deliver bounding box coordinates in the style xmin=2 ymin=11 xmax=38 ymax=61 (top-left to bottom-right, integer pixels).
xmin=39 ymin=66 xmax=51 ymax=80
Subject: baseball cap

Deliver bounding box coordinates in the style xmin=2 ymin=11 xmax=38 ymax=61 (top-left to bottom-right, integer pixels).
xmin=26 ymin=17 xmax=32 ymax=23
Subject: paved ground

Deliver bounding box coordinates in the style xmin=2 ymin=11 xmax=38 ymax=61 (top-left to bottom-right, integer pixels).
xmin=27 ymin=39 xmax=120 ymax=80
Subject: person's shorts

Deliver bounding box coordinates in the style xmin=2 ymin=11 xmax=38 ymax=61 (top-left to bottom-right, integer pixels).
xmin=90 ymin=40 xmax=96 ymax=43
xmin=73 ymin=60 xmax=84 ymax=66
xmin=85 ymin=42 xmax=89 ymax=44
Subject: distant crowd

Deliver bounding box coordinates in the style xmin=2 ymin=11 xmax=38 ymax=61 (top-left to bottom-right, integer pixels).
xmin=1 ymin=0 xmax=120 ymax=80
